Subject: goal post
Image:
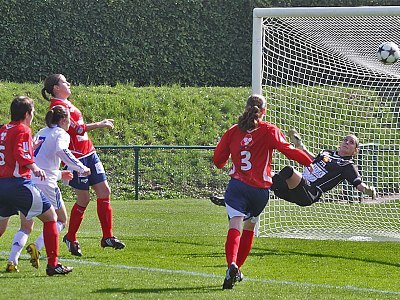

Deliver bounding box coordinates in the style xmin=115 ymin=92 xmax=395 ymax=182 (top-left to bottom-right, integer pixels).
xmin=252 ymin=6 xmax=400 ymax=241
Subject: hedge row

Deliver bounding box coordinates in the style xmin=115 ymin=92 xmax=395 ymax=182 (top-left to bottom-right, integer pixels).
xmin=0 ymin=0 xmax=398 ymax=86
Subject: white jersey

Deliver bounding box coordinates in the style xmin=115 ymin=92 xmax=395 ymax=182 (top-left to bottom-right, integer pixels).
xmin=31 ymin=126 xmax=86 ymax=188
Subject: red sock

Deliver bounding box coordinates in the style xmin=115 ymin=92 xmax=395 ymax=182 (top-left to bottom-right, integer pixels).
xmin=225 ymin=228 xmax=241 ymax=267
xmin=97 ymin=198 xmax=113 ymax=238
xmin=67 ymin=203 xmax=86 ymax=241
xmin=43 ymin=221 xmax=58 ymax=267
xmin=236 ymin=229 xmax=254 ymax=268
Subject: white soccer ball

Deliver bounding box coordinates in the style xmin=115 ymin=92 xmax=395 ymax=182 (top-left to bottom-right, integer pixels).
xmin=377 ymin=42 xmax=400 ymax=65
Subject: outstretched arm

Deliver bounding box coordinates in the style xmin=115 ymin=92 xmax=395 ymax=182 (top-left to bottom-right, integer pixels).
xmin=356 ymin=183 xmax=376 ymax=200
xmin=287 ymin=129 xmax=315 ymax=160
xmin=86 ymin=119 xmax=114 ymax=131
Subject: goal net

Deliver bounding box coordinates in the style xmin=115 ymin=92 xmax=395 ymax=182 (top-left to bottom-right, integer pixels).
xmin=253 ymin=6 xmax=400 ymax=241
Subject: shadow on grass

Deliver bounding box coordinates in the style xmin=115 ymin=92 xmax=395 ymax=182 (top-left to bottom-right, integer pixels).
xmin=109 ymin=236 xmax=221 ymax=248
xmin=93 ymin=286 xmax=223 ymax=295
xmin=250 ymin=247 xmax=400 ymax=268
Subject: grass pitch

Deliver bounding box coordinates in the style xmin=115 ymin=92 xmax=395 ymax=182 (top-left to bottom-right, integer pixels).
xmin=0 ymin=199 xmax=399 ymax=299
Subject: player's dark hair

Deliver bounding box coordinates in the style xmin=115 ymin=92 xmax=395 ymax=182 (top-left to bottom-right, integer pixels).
xmin=45 ymin=105 xmax=68 ymax=128
xmin=238 ymin=94 xmax=266 ymax=132
xmin=10 ymin=96 xmax=34 ymax=121
xmin=42 ymin=74 xmax=62 ymax=101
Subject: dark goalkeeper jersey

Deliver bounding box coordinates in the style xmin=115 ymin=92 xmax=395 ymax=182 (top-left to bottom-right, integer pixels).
xmin=302 ymin=150 xmax=362 ymax=193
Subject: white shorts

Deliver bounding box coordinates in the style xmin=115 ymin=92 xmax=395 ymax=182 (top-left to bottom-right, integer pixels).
xmin=35 ymin=184 xmax=64 ymax=210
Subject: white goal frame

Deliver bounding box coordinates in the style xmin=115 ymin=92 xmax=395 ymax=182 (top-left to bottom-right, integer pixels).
xmin=252 ymin=6 xmax=400 ymax=94
xmin=252 ymin=6 xmax=400 ymax=241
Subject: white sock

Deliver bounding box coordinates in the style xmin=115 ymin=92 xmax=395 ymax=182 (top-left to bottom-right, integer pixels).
xmin=57 ymin=220 xmax=65 ymax=233
xmin=35 ymin=221 xmax=65 ymax=251
xmin=8 ymin=230 xmax=29 ymax=265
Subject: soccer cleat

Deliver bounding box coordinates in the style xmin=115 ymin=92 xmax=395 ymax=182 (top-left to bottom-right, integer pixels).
xmin=210 ymin=195 xmax=225 ymax=207
xmin=222 ymin=262 xmax=239 ymax=289
xmin=63 ymin=235 xmax=82 ymax=257
xmin=235 ymin=269 xmax=244 ymax=283
xmin=287 ymin=128 xmax=305 ymax=151
xmin=46 ymin=264 xmax=73 ymax=276
xmin=26 ymin=243 xmax=40 ymax=269
xmin=101 ymin=236 xmax=126 ymax=249
xmin=5 ymin=261 xmax=19 ymax=273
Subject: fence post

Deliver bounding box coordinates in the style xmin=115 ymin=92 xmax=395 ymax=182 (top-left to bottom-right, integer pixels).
xmin=134 ymin=147 xmax=140 ymax=200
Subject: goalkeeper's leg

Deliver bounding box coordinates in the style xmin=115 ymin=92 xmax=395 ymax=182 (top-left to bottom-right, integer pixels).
xmin=210 ymin=195 xmax=225 ymax=207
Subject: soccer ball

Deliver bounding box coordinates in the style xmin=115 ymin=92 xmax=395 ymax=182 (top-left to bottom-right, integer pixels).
xmin=377 ymin=42 xmax=400 ymax=64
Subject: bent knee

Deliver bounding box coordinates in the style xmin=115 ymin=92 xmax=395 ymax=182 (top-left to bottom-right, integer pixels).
xmin=279 ymin=166 xmax=294 ymax=180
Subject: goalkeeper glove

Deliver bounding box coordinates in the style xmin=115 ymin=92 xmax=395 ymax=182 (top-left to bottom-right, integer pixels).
xmin=287 ymin=129 xmax=306 ymax=151
xmin=363 ymin=185 xmax=377 ymax=200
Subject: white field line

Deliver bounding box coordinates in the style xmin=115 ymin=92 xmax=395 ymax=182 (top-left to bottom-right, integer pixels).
xmin=1 ymin=251 xmax=399 ymax=296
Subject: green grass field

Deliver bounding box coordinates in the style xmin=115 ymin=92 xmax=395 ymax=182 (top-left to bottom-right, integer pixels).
xmin=1 ymin=199 xmax=399 ymax=299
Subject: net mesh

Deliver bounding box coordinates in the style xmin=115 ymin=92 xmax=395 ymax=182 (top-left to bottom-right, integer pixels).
xmin=257 ymin=14 xmax=400 ymax=241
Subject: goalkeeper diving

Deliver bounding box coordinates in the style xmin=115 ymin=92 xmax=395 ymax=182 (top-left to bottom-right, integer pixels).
xmin=211 ymin=130 xmax=376 ymax=207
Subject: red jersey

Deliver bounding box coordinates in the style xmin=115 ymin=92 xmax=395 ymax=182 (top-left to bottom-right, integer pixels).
xmin=0 ymin=121 xmax=35 ymax=179
xmin=213 ymin=121 xmax=312 ymax=188
xmin=49 ymin=98 xmax=95 ymax=158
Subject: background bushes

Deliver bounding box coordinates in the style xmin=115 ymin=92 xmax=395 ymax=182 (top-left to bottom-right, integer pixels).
xmin=0 ymin=0 xmax=398 ymax=86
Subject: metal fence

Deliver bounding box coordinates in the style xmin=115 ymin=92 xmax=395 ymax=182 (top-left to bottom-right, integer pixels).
xmin=95 ymin=145 xmax=227 ymax=200
xmin=91 ymin=144 xmax=398 ymax=202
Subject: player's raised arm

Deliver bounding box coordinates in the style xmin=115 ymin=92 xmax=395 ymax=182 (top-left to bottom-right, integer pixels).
xmin=272 ymin=128 xmax=313 ymax=167
xmin=287 ymin=128 xmax=315 ymax=159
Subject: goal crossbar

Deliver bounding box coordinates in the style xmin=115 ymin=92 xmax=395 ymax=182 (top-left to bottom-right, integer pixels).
xmin=253 ymin=6 xmax=400 ymax=18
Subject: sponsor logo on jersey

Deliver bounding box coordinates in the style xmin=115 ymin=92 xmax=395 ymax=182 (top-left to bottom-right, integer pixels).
xmin=76 ymin=126 xmax=84 ymax=134
xmin=240 ymin=134 xmax=253 ymax=148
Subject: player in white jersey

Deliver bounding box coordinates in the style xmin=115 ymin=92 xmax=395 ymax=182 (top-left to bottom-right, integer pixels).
xmin=7 ymin=105 xmax=90 ymax=272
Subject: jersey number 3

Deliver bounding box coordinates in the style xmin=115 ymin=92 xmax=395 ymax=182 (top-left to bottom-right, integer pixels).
xmin=240 ymin=150 xmax=252 ymax=171
xmin=0 ymin=145 xmax=5 ymax=166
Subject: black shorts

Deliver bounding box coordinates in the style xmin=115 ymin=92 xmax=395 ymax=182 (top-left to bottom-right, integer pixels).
xmin=273 ymin=177 xmax=322 ymax=206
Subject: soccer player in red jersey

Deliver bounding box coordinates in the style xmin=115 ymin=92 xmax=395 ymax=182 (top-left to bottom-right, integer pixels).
xmin=0 ymin=96 xmax=72 ymax=275
xmin=5 ymin=105 xmax=91 ymax=272
xmin=41 ymin=74 xmax=125 ymax=256
xmin=213 ymin=94 xmax=313 ymax=289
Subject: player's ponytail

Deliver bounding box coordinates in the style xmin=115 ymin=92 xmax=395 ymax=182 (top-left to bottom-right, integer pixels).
xmin=42 ymin=74 xmax=62 ymax=101
xmin=238 ymin=94 xmax=266 ymax=131
xmin=45 ymin=105 xmax=68 ymax=128
xmin=41 ymin=87 xmax=50 ymax=101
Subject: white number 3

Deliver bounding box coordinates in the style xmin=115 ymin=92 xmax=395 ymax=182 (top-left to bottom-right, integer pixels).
xmin=0 ymin=145 xmax=5 ymax=166
xmin=240 ymin=150 xmax=252 ymax=171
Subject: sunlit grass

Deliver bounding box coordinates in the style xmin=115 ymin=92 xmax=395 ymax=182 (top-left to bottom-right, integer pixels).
xmin=0 ymin=199 xmax=399 ymax=299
